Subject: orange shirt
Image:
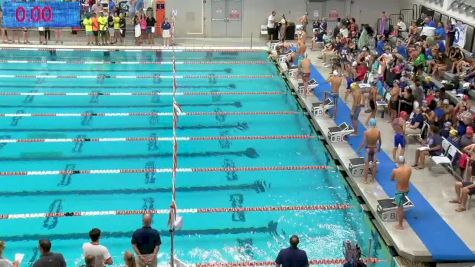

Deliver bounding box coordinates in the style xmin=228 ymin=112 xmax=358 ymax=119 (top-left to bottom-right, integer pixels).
xmin=92 ymin=17 xmax=99 ymax=32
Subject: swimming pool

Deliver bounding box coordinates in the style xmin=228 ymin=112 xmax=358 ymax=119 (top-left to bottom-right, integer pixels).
xmin=0 ymin=48 xmax=394 ymax=266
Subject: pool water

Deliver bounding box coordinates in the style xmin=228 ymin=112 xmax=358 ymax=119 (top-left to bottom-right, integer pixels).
xmin=0 ymin=49 xmax=394 ymax=266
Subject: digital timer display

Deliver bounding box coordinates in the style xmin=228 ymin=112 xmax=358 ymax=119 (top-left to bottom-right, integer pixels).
xmin=2 ymin=1 xmax=80 ymax=28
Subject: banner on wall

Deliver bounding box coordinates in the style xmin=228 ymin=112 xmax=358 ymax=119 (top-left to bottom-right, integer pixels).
xmin=454 ymin=22 xmax=468 ymax=49
xmin=2 ymin=1 xmax=80 ymax=28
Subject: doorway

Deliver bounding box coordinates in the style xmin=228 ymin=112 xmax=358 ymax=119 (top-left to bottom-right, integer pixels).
xmin=210 ymin=0 xmax=243 ymax=37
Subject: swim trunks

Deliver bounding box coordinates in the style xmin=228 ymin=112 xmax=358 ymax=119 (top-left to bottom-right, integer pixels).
xmin=352 ymin=106 xmax=361 ymax=120
xmin=331 ymin=92 xmax=339 ymax=105
xmin=394 ymin=191 xmax=409 ymax=207
xmin=369 ymin=99 xmax=376 ymax=111
xmin=366 ymin=147 xmax=377 ymax=162
xmin=394 ymin=133 xmax=405 ymax=148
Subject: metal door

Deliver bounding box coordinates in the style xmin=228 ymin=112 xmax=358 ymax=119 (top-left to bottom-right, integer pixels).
xmin=210 ymin=0 xmax=242 ymax=37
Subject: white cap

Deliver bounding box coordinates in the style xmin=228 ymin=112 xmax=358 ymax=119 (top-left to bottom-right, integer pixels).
xmin=441 ymin=80 xmax=448 ymax=84
xmin=443 ymin=99 xmax=449 ymax=104
xmin=333 ymin=70 xmax=339 ymax=75
xmin=398 ymin=156 xmax=405 ymax=164
xmin=352 ymin=61 xmax=358 ymax=67
xmin=463 ymin=82 xmax=470 ymax=89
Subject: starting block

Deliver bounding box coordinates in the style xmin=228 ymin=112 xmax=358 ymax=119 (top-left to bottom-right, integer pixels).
xmin=377 ymin=196 xmax=414 ymax=222
xmin=311 ymin=98 xmax=333 ymax=116
xmin=328 ymin=122 xmax=354 ymax=142
xmin=348 ymin=157 xmax=379 ymax=177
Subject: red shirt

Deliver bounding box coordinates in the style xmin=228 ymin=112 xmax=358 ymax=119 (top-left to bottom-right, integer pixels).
xmin=92 ymin=17 xmax=99 ymax=32
xmin=355 ymin=64 xmax=368 ymax=81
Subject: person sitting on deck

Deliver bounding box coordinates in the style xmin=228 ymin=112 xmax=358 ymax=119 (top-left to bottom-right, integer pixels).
xmin=412 ymin=125 xmax=443 ymax=170
xmin=450 ymin=143 xmax=475 ymax=212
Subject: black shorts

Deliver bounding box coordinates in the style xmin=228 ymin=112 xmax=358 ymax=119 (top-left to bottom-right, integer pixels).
xmin=100 ymin=30 xmax=107 ymax=36
xmin=267 ymin=27 xmax=275 ymax=36
xmin=120 ymin=29 xmax=126 ymax=37
xmin=370 ymin=99 xmax=376 ymax=111
xmin=390 ymin=100 xmax=398 ymax=110
xmin=93 ymin=31 xmax=99 ymax=37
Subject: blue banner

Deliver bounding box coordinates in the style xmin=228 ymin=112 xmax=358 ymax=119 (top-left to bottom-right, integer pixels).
xmin=2 ymin=1 xmax=80 ymax=28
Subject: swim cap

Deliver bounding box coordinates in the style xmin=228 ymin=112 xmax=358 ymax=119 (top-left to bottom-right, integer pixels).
xmin=399 ymin=111 xmax=408 ymax=119
xmin=351 ymin=82 xmax=359 ymax=90
xmin=463 ymin=82 xmax=471 ymax=89
xmin=352 ymin=61 xmax=358 ymax=67
xmin=449 ymin=129 xmax=458 ymax=137
xmin=443 ymin=99 xmax=449 ymax=105
xmin=333 ymin=70 xmax=339 ymax=76
xmin=369 ymin=118 xmax=377 ymax=127
xmin=398 ymin=156 xmax=405 ymax=164
xmin=467 ymin=126 xmax=474 ymax=136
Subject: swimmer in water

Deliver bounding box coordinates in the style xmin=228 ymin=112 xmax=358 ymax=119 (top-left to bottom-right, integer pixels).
xmin=357 ymin=118 xmax=381 ymax=183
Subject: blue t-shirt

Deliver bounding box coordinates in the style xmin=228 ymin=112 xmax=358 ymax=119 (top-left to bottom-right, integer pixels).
xmin=397 ymin=45 xmax=408 ymax=59
xmin=438 ymin=40 xmax=446 ymax=53
xmin=131 ymin=226 xmax=162 ymax=254
xmin=109 ymin=0 xmax=115 ymax=11
xmin=434 ymin=107 xmax=445 ymax=121
xmin=376 ymin=40 xmax=385 ymax=56
xmin=275 ymin=247 xmax=309 ymax=267
xmin=410 ymin=113 xmax=424 ymax=128
xmin=435 ymin=27 xmax=446 ymax=39
xmin=161 ymin=22 xmax=171 ymax=30
xmin=427 ymin=20 xmax=436 ymax=27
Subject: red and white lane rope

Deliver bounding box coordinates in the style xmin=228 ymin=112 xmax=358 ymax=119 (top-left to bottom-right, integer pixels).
xmin=0 ymin=59 xmax=267 ymax=65
xmin=0 ymin=91 xmax=285 ymax=97
xmin=0 ymin=135 xmax=316 ymax=144
xmin=0 ymin=111 xmax=303 ymax=118
xmin=0 ymin=74 xmax=273 ymax=79
xmin=193 ymin=258 xmax=383 ymax=267
xmin=0 ymin=204 xmax=350 ymax=220
xmin=0 ymin=47 xmax=263 ymax=52
xmin=0 ymin=165 xmax=331 ymax=177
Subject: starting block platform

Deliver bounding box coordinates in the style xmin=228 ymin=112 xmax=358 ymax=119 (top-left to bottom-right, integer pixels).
xmin=377 ymin=196 xmax=414 ymax=222
xmin=311 ymin=98 xmax=333 ymax=116
xmin=348 ymin=157 xmax=378 ymax=177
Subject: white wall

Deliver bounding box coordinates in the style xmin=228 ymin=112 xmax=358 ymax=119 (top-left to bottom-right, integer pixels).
xmin=166 ymin=0 xmax=404 ymax=38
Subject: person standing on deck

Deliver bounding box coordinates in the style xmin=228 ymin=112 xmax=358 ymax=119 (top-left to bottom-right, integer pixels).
xmin=357 ymin=118 xmax=381 ymax=184
xmin=131 ymin=214 xmax=161 ymax=267
xmin=350 ymin=83 xmax=362 ymax=136
xmin=391 ymin=156 xmax=411 ymax=230
xmin=327 ymin=70 xmax=343 ymax=118
xmin=275 ymin=235 xmax=309 ymax=267
xmin=267 ymin=11 xmax=277 ymax=42
xmin=299 ymin=58 xmax=312 ymax=96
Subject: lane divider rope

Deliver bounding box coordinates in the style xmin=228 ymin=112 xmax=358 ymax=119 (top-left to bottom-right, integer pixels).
xmin=0 ymin=135 xmax=317 ymax=144
xmin=0 ymin=91 xmax=286 ymax=96
xmin=0 ymin=59 xmax=267 ymax=65
xmin=0 ymin=111 xmax=303 ymax=118
xmin=0 ymin=165 xmax=332 ymax=176
xmin=0 ymin=47 xmax=263 ymax=52
xmin=0 ymin=74 xmax=273 ymax=79
xmin=193 ymin=258 xmax=383 ymax=267
xmin=0 ymin=204 xmax=351 ymax=219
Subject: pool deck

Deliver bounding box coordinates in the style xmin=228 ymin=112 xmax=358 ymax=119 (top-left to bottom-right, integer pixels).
xmin=284 ymin=48 xmax=475 ymax=263
xmin=0 ymin=41 xmax=474 ymax=264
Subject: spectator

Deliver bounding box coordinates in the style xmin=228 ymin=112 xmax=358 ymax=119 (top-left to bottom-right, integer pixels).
xmin=400 ymin=88 xmax=415 ymax=115
xmin=131 ymin=214 xmax=161 ymax=267
xmin=405 ymin=107 xmax=425 ymax=137
xmin=82 ymin=228 xmax=113 ymax=267
xmin=376 ymin=35 xmax=385 ymax=56
xmin=98 ymin=12 xmax=108 ymax=45
xmin=83 ymin=13 xmax=93 ymax=45
xmin=0 ymin=8 xmax=11 ymax=43
xmin=32 ymin=239 xmax=66 ymax=267
xmin=161 ymin=17 xmax=171 ymax=47
xmin=396 ymin=40 xmax=408 ymax=59
xmin=124 ymin=251 xmax=136 ymax=267
xmin=275 ymin=235 xmax=309 ymax=267
xmin=299 ymin=12 xmax=308 ymax=33
xmin=92 ymin=13 xmax=99 ymax=45
xmin=451 ymin=143 xmax=475 ymax=212
xmin=412 ymin=125 xmax=443 ymax=169
xmin=146 ymin=13 xmax=156 ymax=45
xmin=449 ymin=46 xmax=465 ymax=74
xmin=278 ymin=15 xmax=288 ymax=42
xmin=397 ymin=17 xmax=407 ymax=33
xmin=139 ymin=13 xmax=147 ymax=43
xmin=134 ymin=14 xmax=141 ymax=45
xmin=112 ymin=12 xmax=120 ymax=44
xmin=435 ymin=21 xmax=446 ymax=40
xmin=119 ymin=13 xmax=126 ymax=44
xmin=459 ymin=126 xmax=474 ymax=149
xmin=378 ymin=11 xmax=388 ymax=36
xmin=267 ymin=11 xmax=277 ymax=41
xmin=0 ymin=241 xmax=20 ymax=267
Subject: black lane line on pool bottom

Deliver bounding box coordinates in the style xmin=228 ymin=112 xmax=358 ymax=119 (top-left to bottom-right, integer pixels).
xmin=0 ymin=148 xmax=259 ymax=161
xmin=0 ymin=102 xmax=243 ymax=109
xmin=0 ymin=122 xmax=250 ymax=132
xmin=0 ymin=181 xmax=268 ymax=197
xmin=2 ymin=221 xmax=279 ymax=242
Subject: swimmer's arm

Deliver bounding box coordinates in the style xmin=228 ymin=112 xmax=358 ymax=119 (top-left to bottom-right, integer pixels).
xmin=378 ymin=131 xmax=382 ymax=151
xmin=356 ymin=133 xmax=367 ymax=153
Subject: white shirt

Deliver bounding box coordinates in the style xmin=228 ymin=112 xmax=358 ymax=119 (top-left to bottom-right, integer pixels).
xmin=0 ymin=258 xmax=13 ymax=267
xmin=82 ymin=242 xmax=111 ymax=267
xmin=397 ymin=21 xmax=407 ymax=31
xmin=267 ymin=14 xmax=275 ymax=28
xmin=339 ymin=27 xmax=349 ymax=38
